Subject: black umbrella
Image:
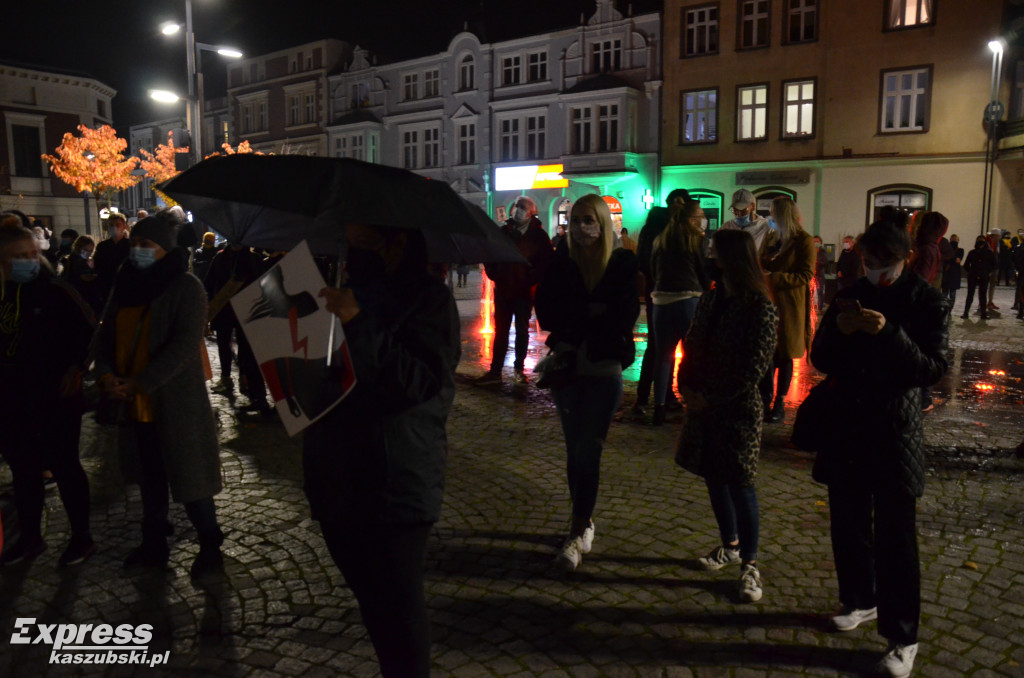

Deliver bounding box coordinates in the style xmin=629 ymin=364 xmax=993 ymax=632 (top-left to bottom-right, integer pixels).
xmin=158 ymin=154 xmax=524 ymax=263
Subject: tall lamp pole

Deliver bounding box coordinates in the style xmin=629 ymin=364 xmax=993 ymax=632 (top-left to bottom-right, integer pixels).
xmin=981 ymin=39 xmax=1005 ymax=235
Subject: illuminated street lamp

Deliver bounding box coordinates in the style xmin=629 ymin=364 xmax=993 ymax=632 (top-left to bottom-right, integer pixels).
xmin=981 ymin=38 xmax=1005 ymax=235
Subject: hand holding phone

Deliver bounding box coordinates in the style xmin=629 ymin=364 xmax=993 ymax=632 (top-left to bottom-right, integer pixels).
xmin=835 ymin=298 xmax=861 ymax=313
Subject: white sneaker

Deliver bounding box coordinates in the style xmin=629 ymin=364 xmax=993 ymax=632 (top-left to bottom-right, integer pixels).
xmin=831 ymin=606 xmax=878 ymax=631
xmin=697 ymin=545 xmax=741 ymax=571
xmin=555 ymin=536 xmax=583 ymax=572
xmin=581 ymin=523 xmax=595 ymax=554
xmin=738 ymin=563 xmax=763 ymax=602
xmin=875 ymin=643 xmax=918 ymax=677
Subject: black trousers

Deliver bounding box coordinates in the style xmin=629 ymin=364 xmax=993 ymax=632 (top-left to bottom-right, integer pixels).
xmin=491 ymin=296 xmax=532 ymax=373
xmin=828 ymin=484 xmax=920 ymax=645
xmin=759 ymin=357 xmax=794 ymax=409
xmin=635 ymin=296 xmax=655 ymax=405
xmin=962 ymin=277 xmax=988 ymax=316
xmin=214 ymin=321 xmax=268 ymax=405
xmin=0 ymin=396 xmax=90 ymax=544
xmin=320 ymin=522 xmax=432 ymax=678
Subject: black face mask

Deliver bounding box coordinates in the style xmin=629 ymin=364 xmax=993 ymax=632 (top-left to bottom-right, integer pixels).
xmin=975 ymin=239 xmax=987 ymax=249
xmin=344 ymin=246 xmax=386 ymax=283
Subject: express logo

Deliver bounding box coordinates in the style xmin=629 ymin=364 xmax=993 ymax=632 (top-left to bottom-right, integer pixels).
xmin=10 ymin=619 xmax=168 ymax=667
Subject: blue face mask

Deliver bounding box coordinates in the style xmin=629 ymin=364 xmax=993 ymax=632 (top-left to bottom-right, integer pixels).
xmin=130 ymin=247 xmax=157 ymax=269
xmin=734 ymin=214 xmax=751 ymax=228
xmin=9 ymin=258 xmax=40 ymax=283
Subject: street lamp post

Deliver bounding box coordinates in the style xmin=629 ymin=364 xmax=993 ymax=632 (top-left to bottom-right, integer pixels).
xmin=981 ymin=39 xmax=1005 ymax=235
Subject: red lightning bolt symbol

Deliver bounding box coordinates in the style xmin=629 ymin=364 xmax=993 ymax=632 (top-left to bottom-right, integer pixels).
xmin=289 ymin=307 xmax=308 ymax=360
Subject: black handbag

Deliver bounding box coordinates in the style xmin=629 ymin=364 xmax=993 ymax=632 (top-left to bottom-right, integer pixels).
xmin=790 ymin=376 xmax=837 ymax=451
xmin=534 ymin=349 xmax=577 ymax=390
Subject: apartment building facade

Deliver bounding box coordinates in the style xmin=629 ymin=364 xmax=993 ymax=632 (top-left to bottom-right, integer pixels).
xmin=326 ymin=0 xmax=662 ymax=235
xmin=0 ymin=62 xmax=115 ymax=236
xmin=662 ymin=0 xmax=1018 ymax=247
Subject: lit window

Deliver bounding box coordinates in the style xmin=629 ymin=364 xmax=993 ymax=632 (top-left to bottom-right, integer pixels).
xmin=737 ymin=84 xmax=768 ymax=140
xmin=783 ymin=79 xmax=815 ymax=137
xmin=881 ymin=67 xmax=930 ymax=132
xmin=683 ymin=5 xmax=719 ymax=57
xmin=681 ymin=89 xmax=717 ymax=143
xmin=886 ymin=0 xmax=933 ymax=28
xmin=739 ymin=1 xmax=770 ymax=49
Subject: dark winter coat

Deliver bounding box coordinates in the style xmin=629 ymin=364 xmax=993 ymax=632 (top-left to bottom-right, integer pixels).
xmin=637 ymin=206 xmax=671 ymax=293
xmin=652 ymin=235 xmax=709 ymax=294
xmin=809 ymin=271 xmax=948 ymax=497
xmin=95 ymin=248 xmax=222 ymax=504
xmin=676 ymin=289 xmax=778 ymax=486
xmin=303 ymin=273 xmax=460 ymax=527
xmin=942 ymin=245 xmax=964 ymax=292
xmin=204 ymin=246 xmax=264 ymax=328
xmin=963 ymin=245 xmax=997 ymax=282
xmin=534 ymin=244 xmax=640 ymax=368
xmin=93 ymin=236 xmax=130 ymax=297
xmin=60 ymin=254 xmax=105 ymax=314
xmin=483 ymin=217 xmax=552 ymax=301
xmin=836 ymin=248 xmax=862 ymax=290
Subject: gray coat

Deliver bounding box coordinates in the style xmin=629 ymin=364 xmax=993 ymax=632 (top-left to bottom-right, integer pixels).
xmin=96 ymin=267 xmax=222 ymax=504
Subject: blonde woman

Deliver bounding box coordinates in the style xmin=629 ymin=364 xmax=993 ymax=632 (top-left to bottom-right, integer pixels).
xmin=649 ymin=199 xmax=710 ymax=425
xmin=535 ymin=194 xmax=640 ymax=571
xmin=761 ymin=197 xmax=816 ymax=423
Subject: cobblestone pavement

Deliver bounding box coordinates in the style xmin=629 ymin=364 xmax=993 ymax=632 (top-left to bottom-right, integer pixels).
xmin=1 ymin=276 xmax=1021 ymax=677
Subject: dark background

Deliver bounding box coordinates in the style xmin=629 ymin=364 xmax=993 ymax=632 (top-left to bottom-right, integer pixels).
xmin=0 ymin=0 xmax=662 ymax=132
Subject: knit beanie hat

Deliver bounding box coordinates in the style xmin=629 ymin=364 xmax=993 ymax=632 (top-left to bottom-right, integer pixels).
xmin=132 ymin=212 xmax=180 ymax=252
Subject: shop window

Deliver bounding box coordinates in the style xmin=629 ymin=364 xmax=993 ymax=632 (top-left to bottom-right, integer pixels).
xmin=867 ymin=184 xmax=931 ymax=225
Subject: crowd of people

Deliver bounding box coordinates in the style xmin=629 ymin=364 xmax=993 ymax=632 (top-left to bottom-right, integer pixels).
xmin=0 ymin=186 xmax=1018 ymax=678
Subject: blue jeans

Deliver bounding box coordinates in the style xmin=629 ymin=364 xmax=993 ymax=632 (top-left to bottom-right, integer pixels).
xmin=652 ymin=298 xmax=699 ymax=407
xmin=705 ymin=481 xmax=759 ymax=562
xmin=552 ymin=374 xmax=622 ymax=522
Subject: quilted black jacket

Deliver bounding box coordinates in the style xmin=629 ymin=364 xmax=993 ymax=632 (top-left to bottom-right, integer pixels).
xmin=809 ymin=271 xmax=949 ymax=497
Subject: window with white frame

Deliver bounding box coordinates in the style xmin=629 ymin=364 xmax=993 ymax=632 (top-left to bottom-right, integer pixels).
xmin=500 ymin=118 xmax=520 ymax=161
xmin=240 ymin=95 xmax=269 ymax=133
xmin=423 ymin=127 xmax=440 ymax=167
xmin=304 ymin=93 xmax=315 ymax=123
xmin=258 ymin=102 xmax=267 ymax=130
xmin=737 ymin=84 xmax=768 ymax=140
xmin=570 ymin=104 xmax=620 ymax=153
xmin=881 ymin=67 xmax=930 ymax=132
xmin=402 ymin=130 xmax=418 ymax=168
xmin=351 ymin=134 xmax=364 ymax=161
xmin=424 ymin=69 xmax=440 ymax=98
xmin=786 ymin=0 xmax=817 ymax=43
xmin=681 ymin=89 xmax=717 ymax=143
xmin=783 ymin=79 xmax=815 ymax=137
xmin=886 ymin=0 xmax=933 ymax=29
xmin=457 ymin=122 xmax=476 ymax=164
xmin=289 ymin=95 xmax=301 ymax=126
xmin=460 ymin=55 xmax=475 ymax=90
xmin=739 ymin=1 xmax=770 ymax=49
xmin=591 ymin=40 xmax=622 ymax=73
xmin=502 ymin=55 xmax=521 ymax=86
xmin=242 ymin=105 xmax=253 ymax=133
xmin=597 ymin=104 xmax=619 ymax=152
xmin=335 ymin=136 xmax=347 ymax=157
xmin=683 ymin=5 xmax=719 ymax=57
xmin=404 ymin=73 xmax=419 ymax=100
xmin=528 ymin=51 xmax=548 ymax=82
xmin=526 ymin=115 xmax=546 ymax=160
xmin=571 ymin=107 xmax=592 ymax=154
xmin=335 ymin=133 xmax=367 ymax=160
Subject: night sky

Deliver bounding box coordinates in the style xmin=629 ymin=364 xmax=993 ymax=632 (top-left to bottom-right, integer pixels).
xmin=0 ymin=0 xmax=662 ymax=133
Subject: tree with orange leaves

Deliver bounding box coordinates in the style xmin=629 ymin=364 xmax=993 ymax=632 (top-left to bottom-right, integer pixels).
xmin=41 ymin=124 xmax=140 ymax=207
xmin=204 ymin=140 xmax=264 ymax=159
xmin=138 ymin=131 xmax=189 ymax=184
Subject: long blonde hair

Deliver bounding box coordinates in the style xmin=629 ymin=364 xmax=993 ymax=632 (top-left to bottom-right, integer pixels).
xmin=568 ymin=194 xmax=616 ymax=291
xmin=653 ymin=199 xmax=703 ymax=257
xmin=771 ymin=196 xmax=805 ymax=242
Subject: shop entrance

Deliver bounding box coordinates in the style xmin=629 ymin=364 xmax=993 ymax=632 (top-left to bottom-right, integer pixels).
xmin=688 ymin=190 xmax=724 ymax=231
xmin=867 ymin=184 xmax=931 ymax=225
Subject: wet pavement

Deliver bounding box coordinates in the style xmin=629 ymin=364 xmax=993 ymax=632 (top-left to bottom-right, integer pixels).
xmin=0 ymin=272 xmax=1021 ymax=677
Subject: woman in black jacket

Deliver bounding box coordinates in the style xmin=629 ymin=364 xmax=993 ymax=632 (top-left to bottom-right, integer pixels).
xmin=535 ymin=194 xmax=640 ymax=572
xmin=649 ymin=199 xmax=709 ymax=425
xmin=961 ymin=235 xmax=998 ymax=319
xmin=309 ymin=223 xmax=460 ymax=678
xmin=810 ymin=220 xmax=948 ymax=678
xmin=941 ymin=234 xmax=963 ymax=315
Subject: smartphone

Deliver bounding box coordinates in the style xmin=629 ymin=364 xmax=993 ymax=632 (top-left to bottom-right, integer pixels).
xmin=835 ymin=298 xmax=862 ymax=313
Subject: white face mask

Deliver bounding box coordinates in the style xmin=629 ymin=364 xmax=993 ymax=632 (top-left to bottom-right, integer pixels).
xmin=512 ymin=207 xmax=529 ymax=224
xmin=699 ymin=218 xmax=708 ymax=232
xmin=842 ymin=242 xmax=852 ymax=251
xmin=571 ymin=222 xmax=601 ymax=246
xmin=864 ymin=261 xmax=903 ymax=287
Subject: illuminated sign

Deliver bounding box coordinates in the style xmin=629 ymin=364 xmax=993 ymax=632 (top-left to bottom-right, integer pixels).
xmin=602 ymin=196 xmax=623 ymax=213
xmin=495 ymin=164 xmax=568 ymax=191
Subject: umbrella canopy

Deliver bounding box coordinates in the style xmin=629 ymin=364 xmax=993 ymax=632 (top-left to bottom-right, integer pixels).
xmin=158 ymin=154 xmax=524 ymax=263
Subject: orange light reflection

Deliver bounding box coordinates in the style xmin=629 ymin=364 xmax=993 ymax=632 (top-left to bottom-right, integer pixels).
xmin=987 ymin=370 xmax=1006 ymax=377
xmin=975 ymin=383 xmax=995 ymax=392
xmin=479 ymin=271 xmax=494 ymax=334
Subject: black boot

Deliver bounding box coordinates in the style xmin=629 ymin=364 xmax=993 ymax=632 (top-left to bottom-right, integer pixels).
xmin=652 ymin=404 xmax=666 ymax=426
xmin=768 ymin=399 xmax=785 ymax=424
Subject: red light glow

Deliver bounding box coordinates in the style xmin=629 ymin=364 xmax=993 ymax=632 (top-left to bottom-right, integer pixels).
xmin=479 ymin=271 xmax=494 ymax=335
xmin=975 ymin=383 xmax=996 ymax=392
xmin=988 ymin=370 xmax=1006 ymax=376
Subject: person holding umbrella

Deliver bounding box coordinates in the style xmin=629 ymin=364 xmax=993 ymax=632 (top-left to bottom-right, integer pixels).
xmin=307 ymin=223 xmax=460 ymax=678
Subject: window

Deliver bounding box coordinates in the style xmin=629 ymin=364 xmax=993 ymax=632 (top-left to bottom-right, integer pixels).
xmin=243 ymin=106 xmax=253 ymax=133
xmin=739 ymin=1 xmax=770 ymax=49
xmin=683 ymin=5 xmax=719 ymax=57
xmin=458 ymin=122 xmax=476 ymax=164
xmin=886 ymin=0 xmax=933 ymax=29
xmin=502 ymin=56 xmax=521 ymax=86
xmin=681 ymin=89 xmax=717 ymax=143
xmin=335 ymin=136 xmax=347 ymax=157
xmin=402 ymin=130 xmax=418 ymax=168
xmin=424 ymin=69 xmax=440 ymax=98
xmin=221 ymin=121 xmax=229 ymax=144
xmin=592 ymin=40 xmax=622 ymax=73
xmin=97 ymin=100 xmax=106 ymax=118
xmin=404 ymin=73 xmax=418 ymax=101
xmin=500 ymin=118 xmax=520 ymax=161
xmin=528 ymin=51 xmax=548 ymax=82
xmin=11 ymin=125 xmax=42 ymax=177
xmin=240 ymin=98 xmax=267 ymax=133
xmin=881 ymin=67 xmax=930 ymax=132
xmin=289 ymin=95 xmax=300 ymax=125
xmin=786 ymin=0 xmax=817 ymax=43
xmin=423 ymin=127 xmax=439 ymax=168
xmin=598 ymin=104 xmax=619 ymax=152
xmin=737 ymin=84 xmax=768 ymax=140
xmin=460 ymin=55 xmax=475 ymax=90
xmin=351 ymin=135 xmax=364 ymax=161
xmin=526 ymin=115 xmax=546 ymax=159
xmin=304 ymin=93 xmax=315 ymax=123
xmin=1013 ymin=60 xmax=1024 ymax=120
xmin=782 ymin=79 xmax=815 ymax=137
xmin=258 ymin=102 xmax=267 ymax=130
xmin=571 ymin=107 xmax=593 ymax=154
